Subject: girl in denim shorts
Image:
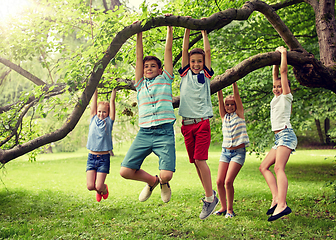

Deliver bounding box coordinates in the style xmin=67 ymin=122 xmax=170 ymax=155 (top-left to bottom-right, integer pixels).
xmin=259 ymin=46 xmax=297 ymax=221
xmin=214 ymin=82 xmax=249 ymax=218
xmin=86 ymin=88 xmax=116 ymax=202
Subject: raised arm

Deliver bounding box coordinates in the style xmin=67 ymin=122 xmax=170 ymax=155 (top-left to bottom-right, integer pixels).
xmin=233 ymin=82 xmax=244 ymax=119
xmin=135 ymin=31 xmax=144 ymax=84
xmin=181 ymin=28 xmax=190 ymax=68
xmin=276 ymin=46 xmax=290 ymax=94
xmin=109 ymin=89 xmax=116 ymax=120
xmin=164 ymin=26 xmax=173 ymax=76
xmin=201 ymin=29 xmax=211 ymax=70
xmin=90 ymin=89 xmax=98 ymax=118
xmin=217 ymin=90 xmax=226 ymax=120
xmin=272 ymin=64 xmax=279 ymax=81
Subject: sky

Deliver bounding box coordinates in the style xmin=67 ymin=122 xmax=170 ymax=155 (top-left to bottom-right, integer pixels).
xmin=0 ymin=0 xmax=164 ymax=21
xmin=0 ymin=0 xmax=32 ymax=20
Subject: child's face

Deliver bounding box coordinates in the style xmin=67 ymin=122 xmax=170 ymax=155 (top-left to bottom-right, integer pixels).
xmin=273 ymin=79 xmax=282 ymax=96
xmin=189 ymin=54 xmax=204 ymax=74
xmin=144 ymin=60 xmax=162 ymax=79
xmin=97 ymin=104 xmax=109 ymax=120
xmin=225 ymin=99 xmax=236 ymax=113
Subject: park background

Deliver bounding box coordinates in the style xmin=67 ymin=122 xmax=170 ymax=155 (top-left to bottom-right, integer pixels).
xmin=1 ymin=0 xmax=336 ymax=239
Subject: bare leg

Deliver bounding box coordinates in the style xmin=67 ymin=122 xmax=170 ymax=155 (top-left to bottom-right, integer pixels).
xmin=225 ymin=162 xmax=242 ymax=214
xmin=216 ymin=162 xmax=229 ymax=212
xmin=195 ymin=160 xmax=213 ymax=198
xmin=120 ymin=167 xmax=157 ymax=186
xmin=86 ymin=170 xmax=97 ymax=191
xmin=159 ymin=170 xmax=173 ymax=184
xmin=95 ymin=172 xmax=108 ymax=194
xmin=194 ymin=163 xmax=205 ymax=190
xmin=272 ymin=146 xmax=291 ymax=215
xmin=259 ymin=148 xmax=278 ymax=207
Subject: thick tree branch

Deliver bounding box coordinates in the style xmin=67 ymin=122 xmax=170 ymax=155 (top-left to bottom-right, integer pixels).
xmin=0 ymin=57 xmax=47 ymax=86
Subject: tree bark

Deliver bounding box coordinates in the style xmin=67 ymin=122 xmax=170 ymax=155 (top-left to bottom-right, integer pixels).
xmin=315 ymin=118 xmax=325 ymax=144
xmin=324 ymin=117 xmax=331 ymax=144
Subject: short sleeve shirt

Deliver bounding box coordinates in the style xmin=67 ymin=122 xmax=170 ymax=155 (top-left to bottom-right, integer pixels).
xmin=270 ymin=93 xmax=293 ymax=131
xmin=178 ymin=65 xmax=214 ymax=118
xmin=135 ymin=70 xmax=176 ymax=128
xmin=86 ymin=115 xmax=114 ymax=151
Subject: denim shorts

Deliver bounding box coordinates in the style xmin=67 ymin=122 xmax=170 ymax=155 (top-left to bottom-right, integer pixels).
xmin=272 ymin=128 xmax=297 ymax=151
xmin=121 ymin=122 xmax=176 ymax=172
xmin=86 ymin=153 xmax=110 ymax=174
xmin=220 ymin=147 xmax=246 ymax=166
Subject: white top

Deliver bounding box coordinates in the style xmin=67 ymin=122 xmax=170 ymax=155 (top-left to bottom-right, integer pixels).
xmin=270 ymin=93 xmax=293 ymax=131
xmin=178 ymin=65 xmax=214 ymax=118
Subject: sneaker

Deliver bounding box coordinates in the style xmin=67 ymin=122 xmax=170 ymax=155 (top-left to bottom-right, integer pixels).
xmin=199 ymin=196 xmax=219 ymax=220
xmin=160 ymin=182 xmax=171 ymax=203
xmin=96 ymin=192 xmax=102 ymax=202
xmin=139 ymin=175 xmax=159 ymax=202
xmin=102 ymin=184 xmax=109 ymax=200
xmin=225 ymin=211 xmax=236 ymax=218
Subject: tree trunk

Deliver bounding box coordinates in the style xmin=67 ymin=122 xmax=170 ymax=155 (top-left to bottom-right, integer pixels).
xmin=315 ymin=119 xmax=324 ymax=144
xmin=324 ymin=117 xmax=331 ymax=145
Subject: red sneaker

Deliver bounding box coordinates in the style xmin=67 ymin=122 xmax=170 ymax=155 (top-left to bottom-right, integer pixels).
xmin=102 ymin=184 xmax=109 ymax=200
xmin=96 ymin=192 xmax=102 ymax=202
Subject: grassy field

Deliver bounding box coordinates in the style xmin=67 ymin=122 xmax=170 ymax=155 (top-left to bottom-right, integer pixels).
xmin=0 ymin=144 xmax=335 ymax=239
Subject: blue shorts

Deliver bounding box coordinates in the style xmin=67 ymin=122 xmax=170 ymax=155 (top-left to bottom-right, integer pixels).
xmin=86 ymin=153 xmax=110 ymax=174
xmin=220 ymin=147 xmax=246 ymax=166
xmin=121 ymin=123 xmax=176 ymax=172
xmin=272 ymin=128 xmax=297 ymax=151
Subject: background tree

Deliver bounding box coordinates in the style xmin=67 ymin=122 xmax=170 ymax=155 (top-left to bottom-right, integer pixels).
xmin=0 ymin=0 xmax=335 ymax=164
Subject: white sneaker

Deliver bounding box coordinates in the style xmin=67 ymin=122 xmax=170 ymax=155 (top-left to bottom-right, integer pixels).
xmin=160 ymin=182 xmax=171 ymax=203
xmin=139 ymin=175 xmax=159 ymax=202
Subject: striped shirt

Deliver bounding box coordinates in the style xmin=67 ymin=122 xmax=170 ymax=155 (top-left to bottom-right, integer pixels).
xmin=135 ymin=70 xmax=176 ymax=128
xmin=222 ymin=112 xmax=249 ymax=148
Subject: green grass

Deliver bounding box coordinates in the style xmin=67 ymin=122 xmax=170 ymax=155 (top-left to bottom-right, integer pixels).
xmin=0 ymin=145 xmax=335 ymax=239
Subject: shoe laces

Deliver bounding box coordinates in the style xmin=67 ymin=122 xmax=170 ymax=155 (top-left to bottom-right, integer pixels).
xmin=202 ymin=199 xmax=211 ymax=211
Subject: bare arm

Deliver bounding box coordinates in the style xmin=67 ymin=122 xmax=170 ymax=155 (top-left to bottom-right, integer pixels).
xmin=109 ymin=89 xmax=116 ymax=120
xmin=217 ymin=90 xmax=226 ymax=120
xmin=90 ymin=89 xmax=98 ymax=118
xmin=135 ymin=31 xmax=144 ymax=84
xmin=164 ymin=26 xmax=173 ymax=76
xmin=202 ymin=29 xmax=211 ymax=70
xmin=276 ymin=46 xmax=290 ymax=94
xmin=181 ymin=28 xmax=190 ymax=68
xmin=272 ymin=64 xmax=279 ymax=81
xmin=233 ymin=82 xmax=244 ymax=119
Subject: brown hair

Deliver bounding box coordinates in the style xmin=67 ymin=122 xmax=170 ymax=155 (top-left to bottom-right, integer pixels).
xmin=143 ymin=56 xmax=162 ymax=69
xmin=189 ymin=48 xmax=205 ymax=62
xmin=274 ymin=77 xmax=291 ymax=88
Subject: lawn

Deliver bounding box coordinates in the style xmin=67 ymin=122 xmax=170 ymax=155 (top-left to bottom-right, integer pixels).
xmin=0 ymin=144 xmax=335 ymax=239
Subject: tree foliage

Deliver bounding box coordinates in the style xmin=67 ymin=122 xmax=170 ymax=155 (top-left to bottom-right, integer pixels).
xmin=0 ymin=0 xmax=336 ymax=164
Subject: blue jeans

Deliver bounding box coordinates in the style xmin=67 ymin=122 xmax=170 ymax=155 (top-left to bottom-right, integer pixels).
xmin=86 ymin=153 xmax=110 ymax=174
xmin=220 ymin=147 xmax=246 ymax=166
xmin=272 ymin=128 xmax=297 ymax=151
